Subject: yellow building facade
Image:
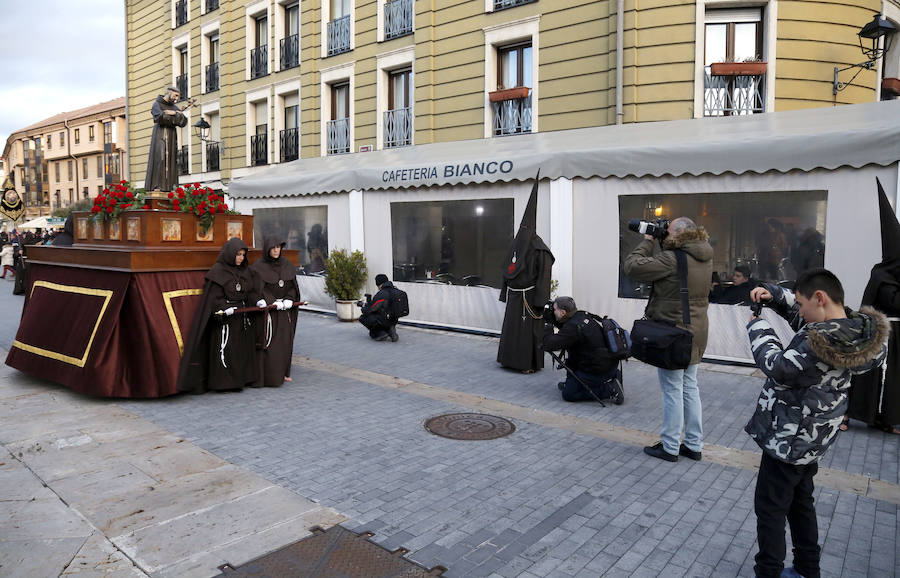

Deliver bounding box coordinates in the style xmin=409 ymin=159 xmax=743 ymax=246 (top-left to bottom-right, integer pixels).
xmin=125 ymin=0 xmax=898 ymax=186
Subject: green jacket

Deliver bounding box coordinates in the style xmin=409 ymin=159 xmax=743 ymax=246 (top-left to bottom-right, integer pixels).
xmin=624 ymin=228 xmax=714 ymax=365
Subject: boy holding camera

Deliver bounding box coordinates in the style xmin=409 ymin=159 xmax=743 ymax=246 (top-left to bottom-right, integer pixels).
xmin=746 ymin=268 xmax=888 ymax=578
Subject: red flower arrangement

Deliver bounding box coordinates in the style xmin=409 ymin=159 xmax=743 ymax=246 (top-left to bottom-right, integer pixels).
xmin=90 ymin=180 xmax=146 ymax=222
xmin=166 ymin=182 xmax=230 ymax=233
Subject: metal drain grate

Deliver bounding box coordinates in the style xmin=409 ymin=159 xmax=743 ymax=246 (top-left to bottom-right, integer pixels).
xmin=424 ymin=413 xmax=516 ymax=440
xmin=217 ymin=525 xmax=445 ymax=577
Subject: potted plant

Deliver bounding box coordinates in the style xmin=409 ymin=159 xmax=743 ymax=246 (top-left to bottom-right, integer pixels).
xmin=489 ymin=86 xmax=531 ymax=103
xmin=710 ymin=58 xmax=767 ymax=77
xmin=324 ymin=248 xmax=368 ymax=321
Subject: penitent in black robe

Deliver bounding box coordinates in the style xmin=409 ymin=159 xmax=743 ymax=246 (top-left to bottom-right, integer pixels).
xmin=497 ymin=174 xmax=554 ymax=372
xmin=250 ymin=236 xmax=300 ymax=387
xmin=849 ymin=178 xmax=900 ymax=428
xmin=144 ymin=95 xmax=187 ymax=192
xmin=177 ymin=238 xmax=260 ymax=393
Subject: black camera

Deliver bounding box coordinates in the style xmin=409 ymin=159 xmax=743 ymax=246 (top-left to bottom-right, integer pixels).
xmin=628 ymin=218 xmax=670 ymax=240
xmin=543 ymin=300 xmax=556 ymax=324
xmin=356 ymin=293 xmax=373 ymax=308
xmin=750 ymin=300 xmax=765 ymax=317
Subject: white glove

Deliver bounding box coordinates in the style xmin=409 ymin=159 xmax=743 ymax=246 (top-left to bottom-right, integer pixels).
xmin=256 ymin=299 xmax=267 ymax=308
xmin=281 ymin=299 xmax=293 ymax=310
xmin=223 ymin=307 xmax=237 ymax=316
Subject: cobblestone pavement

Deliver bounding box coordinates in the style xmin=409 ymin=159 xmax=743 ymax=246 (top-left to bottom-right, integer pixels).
xmin=106 ymin=311 xmax=900 ymax=578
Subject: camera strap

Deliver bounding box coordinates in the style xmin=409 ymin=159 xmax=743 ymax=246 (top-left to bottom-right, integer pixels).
xmin=675 ymin=249 xmax=691 ymax=326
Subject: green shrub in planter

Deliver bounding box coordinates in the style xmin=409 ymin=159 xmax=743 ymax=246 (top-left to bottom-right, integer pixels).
xmin=324 ymin=249 xmax=368 ymax=300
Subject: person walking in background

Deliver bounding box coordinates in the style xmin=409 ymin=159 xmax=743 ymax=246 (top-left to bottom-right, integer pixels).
xmin=624 ymin=217 xmax=713 ymax=462
xmin=0 ymin=243 xmax=14 ymax=279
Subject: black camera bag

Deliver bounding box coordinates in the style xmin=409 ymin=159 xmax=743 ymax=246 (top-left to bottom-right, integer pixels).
xmin=629 ymin=250 xmax=693 ymax=370
xmin=390 ymin=287 xmax=410 ymax=318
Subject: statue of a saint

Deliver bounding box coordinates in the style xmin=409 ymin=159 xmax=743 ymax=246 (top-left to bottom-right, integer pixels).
xmin=144 ymin=86 xmax=187 ymax=192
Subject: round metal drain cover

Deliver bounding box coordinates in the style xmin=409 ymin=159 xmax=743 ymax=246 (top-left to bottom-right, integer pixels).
xmin=424 ymin=413 xmax=515 ymax=440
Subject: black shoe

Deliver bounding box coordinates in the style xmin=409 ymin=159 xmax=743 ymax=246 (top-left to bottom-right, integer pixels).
xmin=373 ymin=333 xmax=390 ymax=341
xmin=643 ymin=442 xmax=678 ymax=462
xmin=609 ymin=379 xmax=624 ymax=405
xmin=679 ymin=443 xmax=702 ymax=461
xmin=388 ymin=326 xmax=399 ymax=342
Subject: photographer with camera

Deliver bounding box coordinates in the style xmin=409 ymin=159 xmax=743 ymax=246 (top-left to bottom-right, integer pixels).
xmin=541 ymin=297 xmax=624 ymax=404
xmin=624 ymin=217 xmax=713 ymax=462
xmin=744 ymin=269 xmax=887 ymax=578
xmin=358 ymin=273 xmax=399 ymax=342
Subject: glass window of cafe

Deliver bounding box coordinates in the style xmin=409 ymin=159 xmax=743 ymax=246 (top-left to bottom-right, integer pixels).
xmin=618 ymin=191 xmax=827 ymax=300
xmin=253 ymin=206 xmax=328 ymax=272
xmin=390 ymin=199 xmax=514 ymax=288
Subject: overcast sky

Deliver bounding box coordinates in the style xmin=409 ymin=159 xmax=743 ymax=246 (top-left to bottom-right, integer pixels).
xmin=0 ymin=0 xmax=125 ymax=150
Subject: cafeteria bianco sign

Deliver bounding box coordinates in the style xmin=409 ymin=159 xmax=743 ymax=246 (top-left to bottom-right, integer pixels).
xmin=382 ymin=160 xmax=514 ymax=184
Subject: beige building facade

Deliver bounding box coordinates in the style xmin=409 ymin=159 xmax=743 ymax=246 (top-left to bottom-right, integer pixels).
xmin=2 ymin=98 xmax=128 ymax=220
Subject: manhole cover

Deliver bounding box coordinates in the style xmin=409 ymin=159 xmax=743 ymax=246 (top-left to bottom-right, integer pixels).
xmin=424 ymin=413 xmax=515 ymax=440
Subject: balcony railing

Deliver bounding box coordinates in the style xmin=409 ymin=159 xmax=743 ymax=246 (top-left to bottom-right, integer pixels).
xmin=206 ymin=0 xmax=219 ymax=12
xmin=327 ymin=15 xmax=351 ymax=56
xmin=326 ymin=118 xmax=350 ymax=155
xmin=205 ymin=62 xmax=219 ymax=93
xmin=384 ymin=0 xmax=413 ymax=40
xmin=280 ymin=128 xmax=299 ymax=162
xmin=175 ymin=73 xmax=188 ymax=101
xmin=175 ymin=0 xmax=188 ymax=26
xmin=493 ymin=0 xmax=536 ymax=10
xmin=703 ymin=70 xmax=765 ymax=116
xmin=383 ymin=107 xmax=412 ymax=148
xmin=251 ymin=133 xmax=268 ymax=166
xmin=251 ymin=44 xmax=268 ymax=79
xmin=206 ymin=142 xmax=220 ymax=172
xmin=491 ymin=92 xmax=532 ymax=136
xmin=177 ymin=145 xmax=189 ymax=175
xmin=280 ymin=34 xmax=299 ymax=70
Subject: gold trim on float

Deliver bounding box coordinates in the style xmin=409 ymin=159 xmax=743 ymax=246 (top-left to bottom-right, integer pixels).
xmin=163 ymin=288 xmax=204 ymax=355
xmin=12 ymin=281 xmax=114 ymax=367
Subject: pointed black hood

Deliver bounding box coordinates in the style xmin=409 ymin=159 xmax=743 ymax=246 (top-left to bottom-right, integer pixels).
xmin=876 ymin=177 xmax=900 ymax=262
xmin=503 ymin=171 xmax=549 ymax=280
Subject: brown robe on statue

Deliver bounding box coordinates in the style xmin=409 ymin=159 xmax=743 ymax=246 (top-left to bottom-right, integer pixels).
xmin=497 ymin=174 xmax=554 ymax=372
xmin=177 ymin=238 xmax=260 ymax=393
xmin=144 ymin=94 xmax=187 ymax=192
xmin=250 ymin=236 xmax=300 ymax=387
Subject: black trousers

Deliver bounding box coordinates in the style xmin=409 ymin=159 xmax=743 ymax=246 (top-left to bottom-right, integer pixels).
xmin=754 ymin=452 xmax=821 ymax=578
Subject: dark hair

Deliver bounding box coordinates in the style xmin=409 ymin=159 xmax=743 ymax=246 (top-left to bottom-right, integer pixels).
xmin=553 ymin=296 xmax=577 ymax=313
xmin=794 ymin=268 xmax=844 ymax=305
xmin=734 ymin=265 xmax=751 ymax=278
xmin=375 ymin=273 xmax=389 ymax=286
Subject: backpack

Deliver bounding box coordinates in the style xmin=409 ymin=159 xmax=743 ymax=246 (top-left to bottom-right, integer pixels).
xmin=591 ymin=314 xmax=631 ymax=361
xmin=390 ymin=287 xmax=410 ymax=318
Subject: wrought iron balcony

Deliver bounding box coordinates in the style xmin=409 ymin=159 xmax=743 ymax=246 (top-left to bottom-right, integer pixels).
xmin=175 ymin=0 xmax=188 ymax=26
xmin=327 ymin=15 xmax=351 ymax=56
xmin=385 ymin=0 xmax=413 ymax=40
xmin=251 ymin=44 xmax=268 ymax=79
xmin=205 ymin=62 xmax=219 ymax=93
xmin=280 ymin=128 xmax=299 ymax=162
xmin=206 ymin=142 xmax=220 ymax=172
xmin=206 ymin=0 xmax=219 ymax=12
xmin=280 ymin=34 xmax=299 ymax=70
xmin=327 ymin=118 xmax=350 ymax=155
xmin=703 ymin=70 xmax=765 ymax=116
xmin=491 ymin=92 xmax=532 ymax=136
xmin=493 ymin=0 xmax=536 ymax=10
xmin=383 ymin=107 xmax=412 ymax=148
xmin=177 ymin=145 xmax=190 ymax=175
xmin=175 ymin=73 xmax=188 ymax=101
xmin=251 ymin=133 xmax=268 ymax=166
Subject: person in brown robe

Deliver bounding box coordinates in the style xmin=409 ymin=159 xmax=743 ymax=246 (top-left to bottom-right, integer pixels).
xmin=250 ymin=235 xmax=300 ymax=387
xmin=144 ymin=87 xmax=187 ymax=192
xmin=497 ymin=173 xmax=555 ymax=373
xmin=177 ymin=237 xmax=260 ymax=393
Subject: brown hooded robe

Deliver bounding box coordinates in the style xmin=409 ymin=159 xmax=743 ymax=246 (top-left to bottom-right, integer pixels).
xmin=144 ymin=94 xmax=187 ymax=192
xmin=250 ymin=236 xmax=300 ymax=387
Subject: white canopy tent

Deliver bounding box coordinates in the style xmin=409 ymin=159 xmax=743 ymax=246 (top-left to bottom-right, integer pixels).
xmin=17 ymin=216 xmax=65 ymax=230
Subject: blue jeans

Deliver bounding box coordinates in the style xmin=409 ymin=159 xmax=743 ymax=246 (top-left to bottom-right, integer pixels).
xmin=658 ymin=364 xmax=702 ymax=455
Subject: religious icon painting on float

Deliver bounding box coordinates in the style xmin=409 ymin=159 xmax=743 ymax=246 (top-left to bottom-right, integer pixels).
xmin=126 ymin=217 xmax=140 ymax=241
xmin=161 ymin=219 xmax=182 ymax=242
xmin=76 ymin=218 xmax=88 ymax=240
xmin=227 ymin=221 xmax=243 ymax=240
xmin=108 ymin=219 xmax=121 ymax=241
xmin=92 ymin=220 xmax=104 ymax=240
xmin=196 ymin=224 xmax=214 ymax=242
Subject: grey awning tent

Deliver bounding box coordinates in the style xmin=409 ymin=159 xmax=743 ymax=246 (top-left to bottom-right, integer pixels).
xmin=229 ymin=100 xmax=900 ymax=199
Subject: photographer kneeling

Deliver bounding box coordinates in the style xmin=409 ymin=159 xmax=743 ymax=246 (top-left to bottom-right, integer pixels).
xmin=358 ymin=274 xmax=399 ymax=342
xmin=542 ymin=296 xmax=624 ymax=404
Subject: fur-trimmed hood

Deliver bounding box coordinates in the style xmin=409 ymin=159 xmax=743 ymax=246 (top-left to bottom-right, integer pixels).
xmin=807 ymin=306 xmax=890 ymax=369
xmin=662 ymin=227 xmax=713 ymax=262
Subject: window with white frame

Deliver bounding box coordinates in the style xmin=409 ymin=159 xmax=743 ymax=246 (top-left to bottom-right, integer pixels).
xmin=249 ymin=100 xmax=269 ymax=166
xmin=323 ymin=0 xmax=353 ymax=57
xmin=703 ymin=8 xmax=766 ymax=116
xmin=280 ymin=93 xmax=300 ymax=162
xmin=484 ymin=17 xmax=539 ymax=138
xmin=172 ymin=35 xmax=190 ymax=101
xmin=320 ymin=63 xmax=354 ymax=156
xmin=203 ymin=111 xmax=221 ymax=172
xmin=279 ymin=2 xmax=300 ymax=71
xmin=245 ymin=2 xmax=270 ymax=81
xmin=205 ymin=32 xmax=220 ymax=93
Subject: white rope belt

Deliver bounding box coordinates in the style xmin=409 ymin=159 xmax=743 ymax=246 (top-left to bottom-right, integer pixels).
xmin=219 ymin=324 xmax=229 ymax=369
xmin=507 ymin=285 xmax=543 ymax=320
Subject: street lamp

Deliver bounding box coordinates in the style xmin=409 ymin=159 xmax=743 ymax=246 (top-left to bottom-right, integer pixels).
xmin=193 ymin=117 xmax=212 ymax=141
xmin=834 ymin=14 xmax=897 ymax=94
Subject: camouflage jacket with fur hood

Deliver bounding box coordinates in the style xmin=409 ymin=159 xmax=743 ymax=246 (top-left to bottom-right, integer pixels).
xmin=744 ymin=283 xmax=889 ymax=464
